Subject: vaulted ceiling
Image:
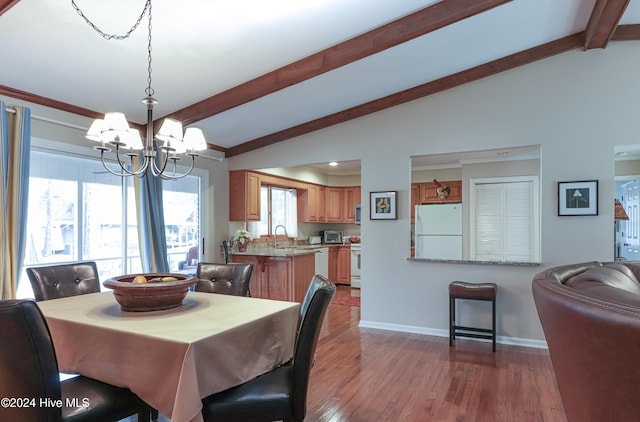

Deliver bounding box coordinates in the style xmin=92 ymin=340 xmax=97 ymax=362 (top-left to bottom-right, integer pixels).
xmin=1 ymin=0 xmax=639 ymax=158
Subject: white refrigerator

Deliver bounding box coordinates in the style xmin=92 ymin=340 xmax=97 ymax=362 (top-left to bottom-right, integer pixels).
xmin=414 ymin=203 xmax=462 ymax=260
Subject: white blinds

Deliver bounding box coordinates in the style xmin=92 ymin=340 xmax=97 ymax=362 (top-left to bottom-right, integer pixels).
xmin=472 ymin=179 xmax=538 ymax=262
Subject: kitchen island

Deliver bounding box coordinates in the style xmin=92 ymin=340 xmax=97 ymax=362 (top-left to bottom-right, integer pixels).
xmin=230 ymin=248 xmax=317 ymax=302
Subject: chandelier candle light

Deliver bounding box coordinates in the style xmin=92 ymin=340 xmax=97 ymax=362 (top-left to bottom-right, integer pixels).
xmin=75 ymin=0 xmax=208 ymax=179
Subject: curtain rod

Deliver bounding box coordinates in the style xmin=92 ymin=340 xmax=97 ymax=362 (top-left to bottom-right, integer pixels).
xmin=4 ymin=106 xmax=88 ymax=131
xmin=5 ymin=106 xmax=225 ymax=161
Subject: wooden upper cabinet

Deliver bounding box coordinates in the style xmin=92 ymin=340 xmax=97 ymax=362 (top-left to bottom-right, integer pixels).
xmin=417 ymin=180 xmax=462 ymax=204
xmin=343 ymin=186 xmax=361 ymax=223
xmin=326 ymin=187 xmax=344 ymax=222
xmin=229 ymin=171 xmax=261 ymax=221
xmin=318 ymin=186 xmax=326 ymax=222
xmin=230 ymin=170 xmax=360 ymax=223
xmin=298 ymin=184 xmax=325 ymax=223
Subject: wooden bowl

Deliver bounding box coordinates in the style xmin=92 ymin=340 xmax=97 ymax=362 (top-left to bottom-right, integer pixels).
xmin=103 ymin=273 xmax=198 ymax=312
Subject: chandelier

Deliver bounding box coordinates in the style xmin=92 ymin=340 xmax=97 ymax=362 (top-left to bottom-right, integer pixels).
xmin=74 ymin=0 xmax=208 ymax=179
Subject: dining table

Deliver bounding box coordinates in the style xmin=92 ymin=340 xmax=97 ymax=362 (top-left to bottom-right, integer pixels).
xmin=37 ymin=291 xmax=301 ymax=422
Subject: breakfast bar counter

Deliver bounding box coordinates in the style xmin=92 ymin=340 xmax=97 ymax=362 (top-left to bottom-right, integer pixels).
xmin=230 ymin=249 xmax=316 ymax=302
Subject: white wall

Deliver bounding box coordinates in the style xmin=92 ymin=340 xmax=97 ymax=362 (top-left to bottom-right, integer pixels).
xmin=5 ymin=41 xmax=639 ymax=347
xmin=228 ymin=41 xmax=640 ymax=347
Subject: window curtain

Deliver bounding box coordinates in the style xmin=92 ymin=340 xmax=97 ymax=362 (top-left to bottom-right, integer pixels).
xmin=0 ymin=102 xmax=31 ymax=299
xmin=133 ymin=161 xmax=170 ymax=273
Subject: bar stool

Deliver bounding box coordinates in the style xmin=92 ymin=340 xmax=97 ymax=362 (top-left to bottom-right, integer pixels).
xmin=449 ymin=281 xmax=497 ymax=352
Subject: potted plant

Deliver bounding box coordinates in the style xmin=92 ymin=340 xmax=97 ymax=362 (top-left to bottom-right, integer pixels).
xmin=233 ymin=229 xmax=254 ymax=252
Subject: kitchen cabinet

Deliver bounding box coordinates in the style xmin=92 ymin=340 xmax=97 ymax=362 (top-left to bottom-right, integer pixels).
xmin=329 ymin=246 xmax=351 ymax=285
xmin=327 ymin=186 xmax=360 ymax=223
xmin=230 ymin=169 xmax=360 ymax=224
xmin=231 ymin=253 xmax=315 ymax=303
xmin=343 ymin=186 xmax=361 ymax=223
xmin=318 ymin=186 xmax=326 ymax=222
xmin=298 ymin=184 xmax=326 ymax=223
xmin=229 ymin=171 xmax=261 ymax=221
xmin=417 ymin=180 xmax=462 ymax=204
xmin=326 ymin=188 xmax=344 ymax=222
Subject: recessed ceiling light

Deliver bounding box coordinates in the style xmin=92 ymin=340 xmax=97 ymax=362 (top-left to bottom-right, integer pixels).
xmin=329 ymin=161 xmax=338 ymax=167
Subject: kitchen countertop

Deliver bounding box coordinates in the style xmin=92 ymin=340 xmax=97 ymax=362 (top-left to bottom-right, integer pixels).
xmin=230 ymin=247 xmax=320 ymax=257
xmin=229 ymin=244 xmax=352 ymax=257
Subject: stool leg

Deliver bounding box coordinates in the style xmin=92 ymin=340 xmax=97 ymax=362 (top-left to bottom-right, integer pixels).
xmin=449 ymin=295 xmax=455 ymax=347
xmin=492 ymin=297 xmax=496 ymax=352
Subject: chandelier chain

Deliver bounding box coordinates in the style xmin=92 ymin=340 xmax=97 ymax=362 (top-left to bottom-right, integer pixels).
xmin=146 ymin=1 xmax=154 ymax=97
xmin=73 ymin=0 xmax=208 ymax=179
xmin=71 ymin=0 xmax=151 ymax=41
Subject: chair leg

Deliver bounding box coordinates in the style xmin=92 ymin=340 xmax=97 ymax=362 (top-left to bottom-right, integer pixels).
xmin=492 ymin=297 xmax=496 ymax=352
xmin=449 ymin=295 xmax=455 ymax=347
xmin=138 ymin=407 xmax=151 ymax=421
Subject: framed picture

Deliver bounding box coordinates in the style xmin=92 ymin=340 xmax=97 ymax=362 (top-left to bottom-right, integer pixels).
xmin=370 ymin=191 xmax=397 ymax=220
xmin=558 ymin=180 xmax=598 ymax=216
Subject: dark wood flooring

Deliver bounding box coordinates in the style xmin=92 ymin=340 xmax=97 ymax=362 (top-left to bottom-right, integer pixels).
xmin=134 ymin=285 xmax=567 ymax=421
xmin=306 ymin=285 xmax=566 ymax=422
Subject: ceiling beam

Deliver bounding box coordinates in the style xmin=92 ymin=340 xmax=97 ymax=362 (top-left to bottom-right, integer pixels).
xmin=161 ymin=0 xmax=511 ymax=127
xmin=226 ymin=33 xmax=585 ymax=157
xmin=0 ymin=0 xmax=20 ymax=16
xmin=584 ymin=0 xmax=630 ymax=49
xmin=611 ymin=23 xmax=640 ymax=40
xmin=0 ymin=85 xmax=153 ymax=134
xmin=0 ymin=85 xmax=103 ymax=120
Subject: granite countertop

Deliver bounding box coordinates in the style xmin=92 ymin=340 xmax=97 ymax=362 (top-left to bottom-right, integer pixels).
xmin=229 ymin=243 xmax=350 ymax=257
xmin=408 ymin=257 xmax=540 ymax=266
xmin=230 ymin=248 xmax=320 ymax=257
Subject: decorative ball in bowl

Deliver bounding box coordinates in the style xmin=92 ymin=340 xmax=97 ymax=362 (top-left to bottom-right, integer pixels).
xmin=103 ymin=273 xmax=198 ymax=312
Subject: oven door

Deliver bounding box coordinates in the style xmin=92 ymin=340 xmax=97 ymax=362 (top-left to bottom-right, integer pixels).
xmin=350 ymin=244 xmax=361 ymax=288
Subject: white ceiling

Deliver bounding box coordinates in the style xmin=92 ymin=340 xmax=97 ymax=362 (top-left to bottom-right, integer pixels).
xmin=1 ymin=0 xmax=640 ymax=164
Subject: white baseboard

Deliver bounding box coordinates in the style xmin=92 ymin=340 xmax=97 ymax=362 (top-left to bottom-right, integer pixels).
xmin=358 ymin=320 xmax=548 ymax=349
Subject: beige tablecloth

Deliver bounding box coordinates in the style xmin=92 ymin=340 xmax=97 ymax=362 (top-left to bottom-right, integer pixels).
xmin=37 ymin=291 xmax=300 ymax=422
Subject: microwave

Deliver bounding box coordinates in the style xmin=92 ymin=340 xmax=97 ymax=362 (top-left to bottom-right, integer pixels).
xmin=355 ymin=204 xmax=361 ymax=225
xmin=320 ymin=230 xmax=343 ymax=244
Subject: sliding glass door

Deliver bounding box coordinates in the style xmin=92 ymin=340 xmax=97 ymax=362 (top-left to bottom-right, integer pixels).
xmin=18 ymin=149 xmax=204 ymax=298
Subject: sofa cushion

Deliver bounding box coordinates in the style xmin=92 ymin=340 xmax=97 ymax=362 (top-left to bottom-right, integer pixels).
xmin=565 ymin=263 xmax=640 ymax=300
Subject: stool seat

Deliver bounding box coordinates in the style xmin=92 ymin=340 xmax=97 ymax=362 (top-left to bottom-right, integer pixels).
xmin=449 ymin=281 xmax=497 ymax=300
xmin=449 ymin=281 xmax=497 ymax=352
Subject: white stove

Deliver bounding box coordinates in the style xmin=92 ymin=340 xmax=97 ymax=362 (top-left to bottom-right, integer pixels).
xmin=350 ymin=243 xmax=361 ymax=288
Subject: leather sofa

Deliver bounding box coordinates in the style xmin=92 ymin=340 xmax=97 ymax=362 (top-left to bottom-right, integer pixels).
xmin=532 ymin=261 xmax=640 ymax=422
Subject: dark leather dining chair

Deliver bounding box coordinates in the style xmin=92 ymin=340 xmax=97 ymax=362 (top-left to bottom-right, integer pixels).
xmin=0 ymin=299 xmax=151 ymax=422
xmin=26 ymin=261 xmax=101 ymax=301
xmin=195 ymin=262 xmax=253 ymax=297
xmin=201 ymin=274 xmax=336 ymax=422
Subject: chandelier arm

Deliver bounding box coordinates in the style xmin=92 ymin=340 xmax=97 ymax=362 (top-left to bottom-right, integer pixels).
xmin=150 ymin=150 xmax=169 ymax=177
xmin=71 ymin=0 xmax=151 ymax=41
xmin=114 ymin=147 xmax=149 ymax=176
xmin=98 ymin=149 xmax=135 ymax=177
xmin=158 ymin=157 xmax=196 ymax=180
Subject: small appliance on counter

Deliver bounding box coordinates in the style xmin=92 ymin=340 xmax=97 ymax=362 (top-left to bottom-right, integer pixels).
xmin=309 ymin=235 xmax=322 ymax=245
xmin=320 ymin=230 xmax=343 ymax=244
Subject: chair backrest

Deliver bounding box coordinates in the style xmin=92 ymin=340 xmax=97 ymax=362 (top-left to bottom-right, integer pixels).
xmin=195 ymin=263 xmax=253 ymax=297
xmin=26 ymin=261 xmax=100 ymax=301
xmin=0 ymin=300 xmax=62 ymax=421
xmin=291 ymin=275 xmax=336 ymax=421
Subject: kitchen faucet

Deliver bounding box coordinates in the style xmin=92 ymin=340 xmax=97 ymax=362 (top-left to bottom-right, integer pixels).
xmin=274 ymin=225 xmax=288 ymax=249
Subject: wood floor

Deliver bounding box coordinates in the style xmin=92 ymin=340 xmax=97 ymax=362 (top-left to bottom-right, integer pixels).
xmin=305 ymin=285 xmax=567 ymax=422
xmin=139 ymin=285 xmax=567 ymax=422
